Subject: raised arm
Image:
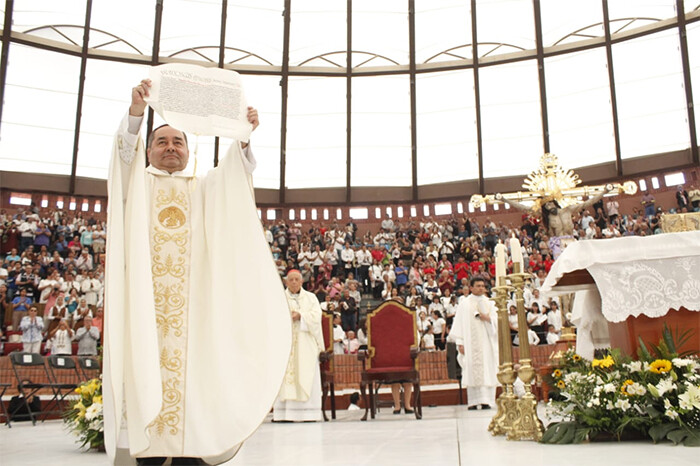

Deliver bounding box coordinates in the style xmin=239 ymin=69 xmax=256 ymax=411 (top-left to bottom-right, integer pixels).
xmin=495 ymin=193 xmax=532 ymax=213
xmin=567 ymin=185 xmax=613 ymax=213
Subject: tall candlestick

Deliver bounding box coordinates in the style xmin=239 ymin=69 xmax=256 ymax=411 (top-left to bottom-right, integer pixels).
xmin=510 ymin=233 xmax=523 ymax=270
xmin=495 ymin=240 xmax=507 ymax=282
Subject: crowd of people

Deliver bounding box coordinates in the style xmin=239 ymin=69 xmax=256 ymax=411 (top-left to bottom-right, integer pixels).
xmin=0 ymin=207 xmax=103 ymax=356
xmin=264 ymin=187 xmax=699 ymax=353
xmin=1 ymin=184 xmax=696 ymax=357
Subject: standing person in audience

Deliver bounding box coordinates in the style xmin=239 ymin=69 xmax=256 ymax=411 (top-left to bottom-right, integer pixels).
xmin=274 ymin=270 xmax=325 ymax=422
xmin=48 ymin=319 xmax=74 ymax=355
xmin=74 ymin=315 xmax=100 ymax=356
xmin=355 ymin=244 xmax=372 ymax=294
xmin=546 ymin=324 xmax=560 ymax=345
xmin=546 ymin=301 xmax=564 ymax=335
xmin=451 ymin=277 xmax=498 ymax=410
xmin=19 ymin=306 xmax=44 ymax=353
xmin=430 ymin=309 xmax=447 ymax=351
xmin=46 ymin=293 xmax=69 ymax=336
xmin=332 ymin=313 xmax=346 ymax=355
xmin=11 ymin=288 xmax=33 ymax=330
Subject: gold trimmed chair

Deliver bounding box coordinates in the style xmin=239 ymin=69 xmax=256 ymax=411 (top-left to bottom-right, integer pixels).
xmin=358 ymin=300 xmax=422 ymax=420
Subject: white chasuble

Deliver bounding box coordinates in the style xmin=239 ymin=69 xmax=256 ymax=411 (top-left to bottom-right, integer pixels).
xmin=274 ymin=288 xmax=324 ymax=421
xmin=104 ymin=113 xmax=292 ymax=463
xmin=451 ymin=295 xmax=499 ymax=400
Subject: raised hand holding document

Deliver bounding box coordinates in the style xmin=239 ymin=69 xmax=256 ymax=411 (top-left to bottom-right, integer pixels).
xmin=144 ymin=63 xmax=252 ymax=141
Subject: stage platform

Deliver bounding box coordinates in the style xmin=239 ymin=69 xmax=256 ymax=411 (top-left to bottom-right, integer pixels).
xmin=1 ymin=405 xmax=698 ymax=466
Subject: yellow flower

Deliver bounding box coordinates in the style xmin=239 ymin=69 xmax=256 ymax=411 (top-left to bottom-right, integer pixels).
xmin=75 ymin=401 xmax=86 ymax=419
xmin=556 ymin=380 xmax=566 ymax=389
xmin=74 ymin=386 xmax=82 ymax=395
xmin=649 ymin=359 xmax=672 ymax=374
xmin=552 ymin=369 xmax=563 ymax=378
xmin=572 ymin=354 xmax=581 ymax=362
xmin=620 ymin=379 xmax=634 ymax=395
xmin=592 ymin=355 xmax=615 ymax=369
xmin=93 ymin=395 xmax=103 ymax=405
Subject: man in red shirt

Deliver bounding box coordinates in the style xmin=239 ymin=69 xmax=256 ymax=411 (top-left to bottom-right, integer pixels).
xmin=454 ymin=256 xmax=470 ymax=282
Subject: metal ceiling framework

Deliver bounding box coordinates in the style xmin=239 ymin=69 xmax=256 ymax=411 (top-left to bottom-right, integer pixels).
xmin=0 ymin=0 xmax=699 ymax=204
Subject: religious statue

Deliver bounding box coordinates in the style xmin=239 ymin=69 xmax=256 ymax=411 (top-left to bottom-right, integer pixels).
xmin=470 ymin=153 xmax=637 ymax=258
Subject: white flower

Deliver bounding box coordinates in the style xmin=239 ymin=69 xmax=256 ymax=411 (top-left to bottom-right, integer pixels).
xmin=614 ymin=399 xmax=631 ymax=411
xmin=84 ymin=402 xmax=103 ymax=422
xmin=672 ymin=358 xmax=694 ymax=368
xmin=656 ymin=378 xmax=677 ymax=397
xmin=626 ymin=361 xmax=643 ymax=372
xmin=591 ymin=398 xmax=601 ymax=406
xmin=626 ymin=383 xmax=646 ymax=396
xmin=594 ymin=386 xmax=602 ymax=395
xmin=604 ymin=383 xmax=616 ymax=393
xmin=664 ymin=398 xmax=673 ymax=409
xmin=665 ymin=409 xmax=679 ymax=420
xmin=678 ymin=385 xmax=700 ymax=411
xmin=606 ymin=401 xmax=615 ymax=410
xmin=643 ymin=361 xmax=651 ymax=371
xmin=596 ymin=376 xmax=604 ymax=385
xmin=586 ymin=402 xmax=593 ymax=408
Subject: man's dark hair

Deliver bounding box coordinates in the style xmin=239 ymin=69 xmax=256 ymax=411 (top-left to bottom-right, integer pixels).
xmin=469 ymin=276 xmax=487 ymax=287
xmin=147 ymin=124 xmax=189 ymax=149
xmin=350 ymin=392 xmax=360 ymax=404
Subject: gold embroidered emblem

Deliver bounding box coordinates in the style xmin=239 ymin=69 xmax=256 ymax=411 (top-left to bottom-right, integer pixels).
xmin=158 ymin=206 xmax=186 ymax=229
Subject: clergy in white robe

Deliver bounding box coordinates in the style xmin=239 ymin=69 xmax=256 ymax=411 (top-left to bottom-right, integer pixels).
xmin=273 ymin=270 xmax=325 ymax=422
xmin=103 ymin=79 xmax=292 ymax=465
xmin=450 ymin=277 xmax=499 ymax=409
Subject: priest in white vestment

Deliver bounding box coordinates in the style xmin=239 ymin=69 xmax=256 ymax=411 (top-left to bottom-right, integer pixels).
xmin=103 ymin=79 xmax=292 ymax=465
xmin=273 ymin=270 xmax=325 ymax=422
xmin=450 ymin=277 xmax=499 ymax=410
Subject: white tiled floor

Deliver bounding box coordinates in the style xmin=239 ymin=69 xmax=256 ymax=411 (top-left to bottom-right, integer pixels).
xmin=1 ymin=405 xmax=699 ymax=465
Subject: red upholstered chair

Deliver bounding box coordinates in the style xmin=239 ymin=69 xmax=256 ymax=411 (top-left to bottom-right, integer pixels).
xmin=319 ymin=312 xmax=336 ymax=421
xmin=358 ymin=301 xmax=422 ymax=420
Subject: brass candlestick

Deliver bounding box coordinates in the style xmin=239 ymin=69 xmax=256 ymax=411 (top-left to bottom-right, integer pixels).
xmin=507 ymin=263 xmax=544 ymax=441
xmin=488 ymin=277 xmax=518 ymax=436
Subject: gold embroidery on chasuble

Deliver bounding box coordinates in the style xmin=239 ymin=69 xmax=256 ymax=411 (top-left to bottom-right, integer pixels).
xmin=147 ymin=177 xmax=191 ymax=453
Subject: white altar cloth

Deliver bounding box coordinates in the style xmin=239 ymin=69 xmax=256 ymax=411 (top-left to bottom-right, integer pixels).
xmin=540 ymin=230 xmax=700 ymax=359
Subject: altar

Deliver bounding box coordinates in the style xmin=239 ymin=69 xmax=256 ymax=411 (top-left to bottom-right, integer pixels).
xmin=540 ymin=230 xmax=700 ymax=359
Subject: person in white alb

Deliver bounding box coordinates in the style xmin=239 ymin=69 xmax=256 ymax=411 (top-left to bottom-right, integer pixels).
xmin=103 ymin=79 xmax=291 ymax=466
xmin=450 ymin=277 xmax=499 ymax=410
xmin=273 ymin=270 xmax=325 ymax=422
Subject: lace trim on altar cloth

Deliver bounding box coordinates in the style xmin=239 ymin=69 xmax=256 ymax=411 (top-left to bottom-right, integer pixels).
xmin=588 ymin=256 xmax=700 ymax=323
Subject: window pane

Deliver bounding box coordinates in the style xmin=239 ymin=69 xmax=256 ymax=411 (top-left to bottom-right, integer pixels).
xmin=225 ymin=2 xmax=284 ymax=66
xmin=607 ymin=0 xmax=676 ymax=22
xmin=415 ymin=0 xmax=472 ymax=64
xmin=350 ymin=208 xmax=369 ymax=220
xmin=159 ymin=0 xmax=222 ymax=59
xmin=0 ymin=45 xmax=80 ymax=175
xmin=12 ymin=0 xmax=85 ymax=34
xmin=612 ymin=30 xmax=689 ymax=159
xmin=540 ymin=0 xmax=604 ymax=47
xmin=480 ymin=60 xmax=543 ymax=177
xmin=286 ymin=77 xmax=346 ymax=188
xmin=290 ymin=0 xmax=346 ymax=67
xmin=351 ymin=75 xmax=411 ymax=186
xmin=79 ymin=59 xmax=149 ymax=179
xmin=223 ymin=75 xmax=281 ymax=189
xmin=353 ymin=0 xmax=408 ymax=66
xmin=476 ymin=0 xmax=535 ymax=54
xmin=416 ymin=70 xmax=479 ymax=184
xmin=687 ymin=22 xmax=700 ymax=142
xmin=91 ymin=0 xmax=155 ymax=55
xmin=545 ymin=48 xmax=615 ymax=169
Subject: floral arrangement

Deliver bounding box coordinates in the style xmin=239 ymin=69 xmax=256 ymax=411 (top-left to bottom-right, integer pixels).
xmin=542 ymin=326 xmax=700 ymax=446
xmin=64 ymin=378 xmax=104 ymax=450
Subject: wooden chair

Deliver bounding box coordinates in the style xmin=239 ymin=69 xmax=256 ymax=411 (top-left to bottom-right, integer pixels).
xmin=319 ymin=312 xmax=336 ymax=421
xmin=358 ymin=301 xmax=422 ymax=420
